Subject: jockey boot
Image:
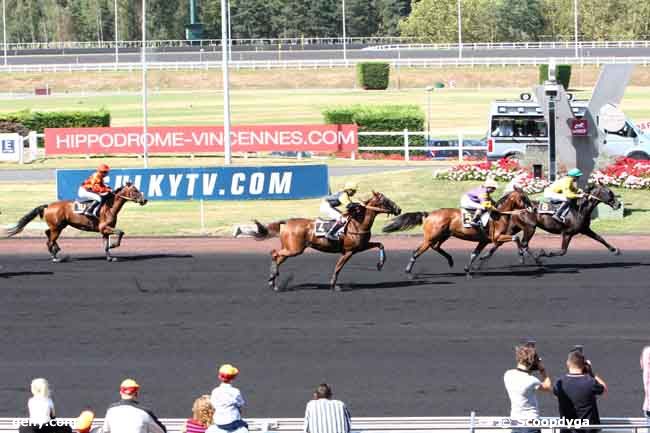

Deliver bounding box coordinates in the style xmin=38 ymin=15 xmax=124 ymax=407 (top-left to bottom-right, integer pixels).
xmin=326 ymin=220 xmax=344 ymax=241
xmin=552 ymin=202 xmax=568 ymax=223
xmin=471 ymin=210 xmax=483 ymax=227
xmin=90 ymin=201 xmax=102 ymax=218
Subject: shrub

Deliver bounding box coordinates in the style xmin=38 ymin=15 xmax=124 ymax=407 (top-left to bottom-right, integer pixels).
xmin=539 ymin=64 xmax=572 ymax=89
xmin=0 ymin=109 xmax=111 ymax=133
xmin=356 ymin=62 xmax=390 ymax=90
xmin=323 ymin=104 xmax=424 ymax=153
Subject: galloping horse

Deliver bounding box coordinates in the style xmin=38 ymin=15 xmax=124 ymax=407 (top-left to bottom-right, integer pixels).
xmin=7 ymin=183 xmax=147 ymax=262
xmin=238 ymin=191 xmax=401 ymax=291
xmin=382 ymin=189 xmax=533 ymax=277
xmin=480 ymin=183 xmax=621 ymax=262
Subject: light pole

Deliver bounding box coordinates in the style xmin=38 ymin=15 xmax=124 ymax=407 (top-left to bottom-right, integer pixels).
xmin=573 ymin=0 xmax=579 ymax=58
xmin=141 ymin=0 xmax=148 ymax=168
xmin=342 ymin=0 xmax=347 ymax=65
xmin=2 ymin=0 xmax=7 ymax=67
xmin=114 ymin=0 xmax=119 ymax=64
xmin=425 ymin=86 xmax=433 ymax=145
xmin=222 ymin=0 xmax=232 ymax=164
xmin=457 ymin=0 xmax=462 ymax=59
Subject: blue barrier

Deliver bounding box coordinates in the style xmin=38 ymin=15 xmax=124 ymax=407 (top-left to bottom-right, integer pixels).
xmin=56 ymin=165 xmax=329 ymax=201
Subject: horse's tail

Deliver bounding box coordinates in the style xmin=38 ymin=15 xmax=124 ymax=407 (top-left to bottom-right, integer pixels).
xmin=235 ymin=219 xmax=285 ymax=240
xmin=7 ymin=204 xmax=48 ymax=237
xmin=382 ymin=211 xmax=429 ymax=233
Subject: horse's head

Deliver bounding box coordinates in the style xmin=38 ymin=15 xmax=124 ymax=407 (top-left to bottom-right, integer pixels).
xmin=366 ymin=191 xmax=401 ymax=216
xmin=586 ymin=183 xmax=621 ymax=210
xmin=115 ymin=182 xmax=148 ymax=206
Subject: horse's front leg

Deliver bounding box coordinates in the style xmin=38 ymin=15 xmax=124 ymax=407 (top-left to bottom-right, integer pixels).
xmin=364 ymin=241 xmax=386 ymax=271
xmin=100 ymin=227 xmax=119 ymax=262
xmin=581 ymin=227 xmax=620 ymax=255
xmin=537 ymin=232 xmax=574 ymax=258
xmin=330 ymin=251 xmax=355 ymax=291
xmin=109 ymin=229 xmax=125 ymax=249
xmin=465 ymin=241 xmax=489 ymax=278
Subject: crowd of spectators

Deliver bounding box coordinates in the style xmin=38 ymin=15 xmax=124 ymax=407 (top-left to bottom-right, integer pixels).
xmin=16 ymin=345 xmax=650 ymax=433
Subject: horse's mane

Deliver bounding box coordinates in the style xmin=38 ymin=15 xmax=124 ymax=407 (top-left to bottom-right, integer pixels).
xmin=497 ymin=189 xmax=533 ymax=209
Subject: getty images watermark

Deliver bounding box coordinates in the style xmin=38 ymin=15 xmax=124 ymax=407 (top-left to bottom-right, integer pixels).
xmin=498 ymin=417 xmax=590 ymax=429
xmin=12 ymin=419 xmax=76 ymax=428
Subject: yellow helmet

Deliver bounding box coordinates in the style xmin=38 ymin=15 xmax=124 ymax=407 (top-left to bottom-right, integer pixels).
xmin=343 ymin=182 xmax=358 ymax=191
xmin=75 ymin=410 xmax=95 ymax=433
xmin=218 ymin=364 xmax=239 ymax=380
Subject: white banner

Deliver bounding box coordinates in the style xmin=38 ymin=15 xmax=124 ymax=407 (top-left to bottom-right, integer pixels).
xmin=0 ymin=133 xmax=22 ymax=162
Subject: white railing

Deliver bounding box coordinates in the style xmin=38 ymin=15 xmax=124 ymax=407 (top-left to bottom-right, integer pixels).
xmin=0 ymin=416 xmax=647 ymax=433
xmin=4 ymin=38 xmax=650 ymax=51
xmin=1 ymin=56 xmax=649 ymax=73
xmin=357 ymin=130 xmax=485 ymax=162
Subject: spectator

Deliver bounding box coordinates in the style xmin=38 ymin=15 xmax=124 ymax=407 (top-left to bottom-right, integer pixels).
xmin=641 ymin=346 xmax=650 ymax=418
xmin=181 ymin=395 xmax=215 ymax=433
xmin=504 ymin=345 xmax=552 ymax=432
xmin=28 ymin=378 xmax=55 ymax=427
xmin=208 ymin=364 xmax=248 ymax=433
xmin=101 ymin=378 xmax=166 ymax=433
xmin=304 ymin=384 xmax=351 ymax=433
xmin=553 ymin=350 xmax=607 ymax=433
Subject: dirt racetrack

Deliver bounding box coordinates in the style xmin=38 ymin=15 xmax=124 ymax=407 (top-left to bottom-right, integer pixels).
xmin=0 ymin=235 xmax=648 ymax=419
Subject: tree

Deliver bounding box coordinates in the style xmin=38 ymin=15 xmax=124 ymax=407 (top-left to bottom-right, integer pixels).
xmin=495 ymin=0 xmax=545 ymax=41
xmin=399 ymin=0 xmax=457 ymax=42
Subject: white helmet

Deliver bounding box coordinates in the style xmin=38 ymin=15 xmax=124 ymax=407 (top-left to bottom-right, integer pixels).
xmin=483 ymin=178 xmax=499 ymax=189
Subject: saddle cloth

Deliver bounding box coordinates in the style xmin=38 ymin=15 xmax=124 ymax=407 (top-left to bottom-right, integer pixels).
xmin=538 ymin=200 xmax=562 ymax=214
xmin=460 ymin=208 xmax=490 ymax=228
xmin=73 ymin=200 xmax=95 ymax=214
xmin=314 ymin=219 xmax=337 ymax=237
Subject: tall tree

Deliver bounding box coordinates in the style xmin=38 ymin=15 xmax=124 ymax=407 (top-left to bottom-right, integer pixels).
xmin=495 ymin=0 xmax=545 ymax=41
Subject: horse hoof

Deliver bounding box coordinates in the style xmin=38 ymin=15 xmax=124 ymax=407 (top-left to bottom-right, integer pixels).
xmin=376 ymin=263 xmax=384 ymax=271
xmin=612 ymin=248 xmax=621 ymax=256
xmin=332 ymin=284 xmax=343 ymax=292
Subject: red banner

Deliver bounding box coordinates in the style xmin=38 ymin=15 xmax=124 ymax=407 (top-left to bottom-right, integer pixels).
xmin=44 ymin=125 xmax=358 ymax=155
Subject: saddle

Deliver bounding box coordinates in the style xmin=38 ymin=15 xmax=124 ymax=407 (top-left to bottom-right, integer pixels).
xmin=314 ymin=219 xmax=338 ymax=238
xmin=73 ymin=200 xmax=102 ymax=218
xmin=537 ymin=200 xmax=563 ymax=214
xmin=460 ymin=208 xmax=490 ymax=228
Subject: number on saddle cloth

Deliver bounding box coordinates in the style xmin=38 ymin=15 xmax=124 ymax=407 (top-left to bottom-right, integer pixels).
xmin=460 ymin=208 xmax=489 ymax=228
xmin=73 ymin=199 xmax=96 ymax=214
xmin=315 ymin=219 xmax=337 ymax=237
xmin=538 ymin=200 xmax=562 ymax=214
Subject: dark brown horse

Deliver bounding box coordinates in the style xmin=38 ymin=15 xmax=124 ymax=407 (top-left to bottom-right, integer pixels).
xmin=480 ymin=183 xmax=621 ymax=262
xmin=7 ymin=183 xmax=147 ymax=262
xmin=238 ymin=191 xmax=401 ymax=291
xmin=382 ymin=189 xmax=533 ymax=277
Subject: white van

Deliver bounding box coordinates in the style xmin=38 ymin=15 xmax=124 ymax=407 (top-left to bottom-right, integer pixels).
xmin=486 ymin=98 xmax=650 ymax=160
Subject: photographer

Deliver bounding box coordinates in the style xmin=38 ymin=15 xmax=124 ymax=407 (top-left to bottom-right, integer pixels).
xmin=553 ymin=349 xmax=607 ymax=433
xmin=504 ymin=344 xmax=552 ymax=432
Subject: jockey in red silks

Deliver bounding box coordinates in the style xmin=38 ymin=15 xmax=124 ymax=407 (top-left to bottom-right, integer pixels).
xmin=78 ymin=164 xmax=112 ymax=218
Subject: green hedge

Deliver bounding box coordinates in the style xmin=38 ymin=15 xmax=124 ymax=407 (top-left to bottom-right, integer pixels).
xmin=539 ymin=64 xmax=572 ymax=90
xmin=0 ymin=109 xmax=110 ymax=133
xmin=323 ymin=104 xmax=425 ymax=153
xmin=356 ymin=62 xmax=390 ymax=90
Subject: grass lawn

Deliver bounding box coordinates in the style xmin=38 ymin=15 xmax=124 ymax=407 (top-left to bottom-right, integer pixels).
xmin=1 ymin=169 xmax=648 ymax=237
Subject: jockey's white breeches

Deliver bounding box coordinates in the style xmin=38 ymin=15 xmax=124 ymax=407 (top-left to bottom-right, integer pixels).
xmin=320 ymin=201 xmax=343 ymax=220
xmin=460 ymin=195 xmax=482 ymax=210
xmin=77 ymin=187 xmax=102 ymax=202
xmin=206 ymin=426 xmax=248 ymax=433
xmin=543 ymin=190 xmax=567 ymax=202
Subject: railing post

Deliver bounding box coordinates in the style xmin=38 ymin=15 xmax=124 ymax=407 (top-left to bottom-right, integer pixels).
xmin=29 ymin=131 xmax=39 ymax=161
xmin=404 ymin=128 xmax=410 ymax=162
xmin=458 ymin=132 xmax=464 ymax=162
xmin=469 ymin=411 xmax=476 ymax=433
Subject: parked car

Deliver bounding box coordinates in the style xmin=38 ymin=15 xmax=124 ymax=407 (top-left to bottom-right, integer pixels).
xmin=426 ymin=138 xmax=487 ymax=159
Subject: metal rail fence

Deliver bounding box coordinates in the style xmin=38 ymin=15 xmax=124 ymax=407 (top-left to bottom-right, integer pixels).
xmin=0 ymin=416 xmax=648 ymax=433
xmin=4 ymin=38 xmax=650 ymax=51
xmin=2 ymin=56 xmax=650 ymax=73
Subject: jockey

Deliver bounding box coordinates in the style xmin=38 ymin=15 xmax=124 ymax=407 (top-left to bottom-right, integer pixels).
xmin=78 ymin=164 xmax=112 ymax=218
xmin=544 ymin=168 xmax=584 ymax=223
xmin=320 ymin=181 xmax=359 ymax=240
xmin=461 ymin=178 xmax=498 ymax=227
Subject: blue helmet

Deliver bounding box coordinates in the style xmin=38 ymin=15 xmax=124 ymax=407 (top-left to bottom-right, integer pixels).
xmin=567 ymin=168 xmax=583 ymax=178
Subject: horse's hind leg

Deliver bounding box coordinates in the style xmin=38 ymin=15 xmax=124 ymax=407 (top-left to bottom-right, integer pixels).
xmin=269 ymin=247 xmax=304 ymax=292
xmin=433 ymin=237 xmax=454 ymax=268
xmin=45 ymin=227 xmax=63 ymax=262
xmin=405 ymin=241 xmax=431 ymax=274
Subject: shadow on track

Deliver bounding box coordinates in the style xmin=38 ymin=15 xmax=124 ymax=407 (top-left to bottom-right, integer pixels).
xmin=278 ymin=278 xmax=454 ymax=292
xmin=0 ymin=271 xmax=54 ymax=278
xmin=72 ymin=253 xmax=194 ymax=262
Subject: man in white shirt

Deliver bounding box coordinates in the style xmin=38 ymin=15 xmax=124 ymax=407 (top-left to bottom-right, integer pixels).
xmin=208 ymin=364 xmax=248 ymax=433
xmin=101 ymin=378 xmax=166 ymax=433
xmin=304 ymin=384 xmax=351 ymax=433
xmin=504 ymin=344 xmax=552 ymax=433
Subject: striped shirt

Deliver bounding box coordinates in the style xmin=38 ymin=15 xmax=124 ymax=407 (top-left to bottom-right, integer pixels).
xmin=185 ymin=419 xmax=208 ymax=433
xmin=642 ymin=346 xmax=650 ymax=412
xmin=304 ymin=399 xmax=351 ymax=433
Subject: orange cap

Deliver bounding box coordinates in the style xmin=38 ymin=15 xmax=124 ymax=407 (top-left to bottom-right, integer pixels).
xmin=98 ymin=163 xmax=110 ymax=173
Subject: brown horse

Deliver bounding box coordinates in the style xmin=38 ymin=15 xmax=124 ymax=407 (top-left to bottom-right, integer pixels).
xmin=238 ymin=191 xmax=401 ymax=291
xmin=382 ymin=189 xmax=534 ymax=277
xmin=7 ymin=183 xmax=147 ymax=262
